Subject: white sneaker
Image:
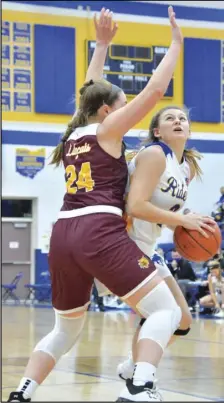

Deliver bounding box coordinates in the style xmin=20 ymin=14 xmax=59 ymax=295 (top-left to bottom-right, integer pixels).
xmin=117 ymin=353 xmax=135 ymax=380
xmin=116 ymin=379 xmax=163 ymax=401
xmin=214 ymin=310 xmax=224 ymax=317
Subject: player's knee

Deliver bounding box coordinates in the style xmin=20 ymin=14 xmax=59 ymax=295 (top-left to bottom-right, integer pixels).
xmin=174 ymin=327 xmax=191 ymax=336
xmin=139 ymin=317 xmax=146 ymax=327
xmin=136 ymin=281 xmax=181 ymax=323
xmin=34 ymin=311 xmax=86 ymax=362
xmin=179 ymin=310 xmax=192 ymax=329
xmin=139 ymin=312 xmax=191 ymax=335
xmin=136 ymin=281 xmax=182 ymax=350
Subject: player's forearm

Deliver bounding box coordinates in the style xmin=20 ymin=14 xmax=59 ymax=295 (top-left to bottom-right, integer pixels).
xmin=147 ymin=41 xmax=181 ymax=97
xmin=166 ymin=224 xmax=177 ymax=231
xmin=103 ymin=41 xmax=182 ymax=137
xmin=128 ymin=200 xmax=185 ymax=228
xmin=85 ymin=42 xmax=109 ymax=82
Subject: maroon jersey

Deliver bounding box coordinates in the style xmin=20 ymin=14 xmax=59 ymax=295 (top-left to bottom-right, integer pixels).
xmin=61 ymin=123 xmax=128 ymax=212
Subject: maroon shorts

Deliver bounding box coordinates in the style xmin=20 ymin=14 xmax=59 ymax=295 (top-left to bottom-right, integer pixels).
xmin=48 ymin=213 xmax=156 ymax=311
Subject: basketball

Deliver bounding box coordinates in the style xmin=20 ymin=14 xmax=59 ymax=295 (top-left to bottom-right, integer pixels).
xmin=174 ymin=222 xmax=222 ymax=262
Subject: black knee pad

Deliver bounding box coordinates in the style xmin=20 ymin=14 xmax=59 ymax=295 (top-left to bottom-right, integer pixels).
xmin=174 ymin=327 xmax=191 ymax=336
xmin=139 ymin=318 xmax=146 ymax=327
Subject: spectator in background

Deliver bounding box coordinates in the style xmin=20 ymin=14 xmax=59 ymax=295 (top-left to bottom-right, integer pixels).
xmin=170 ymin=256 xmax=196 ymax=282
xmin=213 ymin=204 xmax=224 ymax=229
xmin=200 ymin=260 xmax=224 ymax=317
xmin=167 ymin=250 xmax=198 ymax=308
xmin=212 ymin=187 xmax=224 ymax=230
xmin=198 ymin=252 xmax=224 ymax=305
xmin=212 ymin=251 xmax=224 ymax=270
xmin=203 ymin=251 xmax=224 ymax=271
xmin=218 ymin=186 xmax=224 ymax=204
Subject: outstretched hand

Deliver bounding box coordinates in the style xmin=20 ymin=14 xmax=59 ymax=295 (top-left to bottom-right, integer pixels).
xmin=168 ymin=6 xmax=183 ymax=45
xmin=94 ymin=7 xmax=118 ymax=45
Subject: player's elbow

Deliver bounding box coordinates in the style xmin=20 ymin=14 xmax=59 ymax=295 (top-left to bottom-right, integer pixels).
xmin=127 ymin=200 xmax=143 ymax=218
xmin=148 ymin=86 xmax=164 ymax=102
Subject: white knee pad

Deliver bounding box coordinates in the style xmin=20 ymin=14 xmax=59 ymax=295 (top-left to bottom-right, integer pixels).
xmin=151 ymin=252 xmax=171 ymax=279
xmin=34 ymin=312 xmax=86 ymax=362
xmin=136 ymin=281 xmax=182 ymax=351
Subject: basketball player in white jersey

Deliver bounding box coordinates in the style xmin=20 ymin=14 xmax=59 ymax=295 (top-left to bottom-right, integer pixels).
xmin=117 ymin=105 xmax=216 ymax=383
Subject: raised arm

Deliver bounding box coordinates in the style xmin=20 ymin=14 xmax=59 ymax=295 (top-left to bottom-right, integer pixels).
xmin=98 ymin=6 xmax=182 ymax=141
xmin=85 ymin=8 xmax=118 ymax=82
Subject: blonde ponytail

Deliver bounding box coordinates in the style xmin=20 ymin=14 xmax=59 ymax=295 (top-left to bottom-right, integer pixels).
xmin=50 ymin=111 xmax=88 ymax=167
xmin=183 ymin=148 xmax=203 ymax=179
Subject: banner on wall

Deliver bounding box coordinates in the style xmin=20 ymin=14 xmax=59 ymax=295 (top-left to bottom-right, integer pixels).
xmin=15 ymin=148 xmax=45 ymax=178
xmin=1 ymin=21 xmax=33 ymax=112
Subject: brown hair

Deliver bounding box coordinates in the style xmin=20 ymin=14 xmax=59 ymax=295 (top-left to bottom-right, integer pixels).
xmin=50 ymin=79 xmax=122 ymax=167
xmin=148 ymin=105 xmax=203 ymax=178
xmin=208 ymin=260 xmax=222 ymax=280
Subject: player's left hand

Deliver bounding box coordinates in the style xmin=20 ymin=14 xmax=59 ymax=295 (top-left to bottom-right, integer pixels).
xmin=168 ymin=6 xmax=183 ymax=45
xmin=94 ymin=7 xmax=118 ymax=45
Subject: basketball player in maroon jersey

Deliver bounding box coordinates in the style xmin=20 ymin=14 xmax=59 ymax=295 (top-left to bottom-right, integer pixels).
xmin=8 ymin=7 xmax=213 ymax=402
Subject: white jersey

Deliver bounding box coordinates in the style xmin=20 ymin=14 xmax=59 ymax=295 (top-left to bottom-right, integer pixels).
xmin=127 ymin=141 xmax=191 ymax=257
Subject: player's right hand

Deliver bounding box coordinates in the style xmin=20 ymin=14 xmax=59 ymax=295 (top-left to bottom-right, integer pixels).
xmin=168 ymin=6 xmax=183 ymax=45
xmin=181 ymin=213 xmax=216 ymax=238
xmin=94 ymin=8 xmax=118 ymax=46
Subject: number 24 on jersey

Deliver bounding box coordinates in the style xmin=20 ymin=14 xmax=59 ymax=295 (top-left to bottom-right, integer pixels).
xmin=65 ymin=162 xmax=95 ymax=194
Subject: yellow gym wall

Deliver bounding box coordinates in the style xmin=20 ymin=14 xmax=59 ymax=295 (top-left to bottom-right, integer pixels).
xmin=2 ymin=9 xmax=224 ymax=133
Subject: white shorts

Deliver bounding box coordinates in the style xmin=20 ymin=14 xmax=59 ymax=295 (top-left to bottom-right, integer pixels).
xmin=151 ymin=252 xmax=172 ymax=279
xmin=94 ymin=279 xmax=111 ymax=297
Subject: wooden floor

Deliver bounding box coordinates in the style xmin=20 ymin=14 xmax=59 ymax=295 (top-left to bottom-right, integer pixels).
xmin=2 ymin=306 xmax=224 ymax=402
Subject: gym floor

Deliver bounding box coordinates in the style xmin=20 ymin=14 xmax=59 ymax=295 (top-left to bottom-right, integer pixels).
xmin=2 ymin=306 xmax=224 ymax=402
